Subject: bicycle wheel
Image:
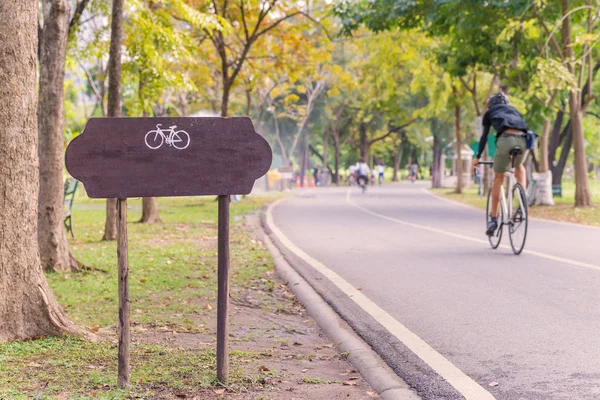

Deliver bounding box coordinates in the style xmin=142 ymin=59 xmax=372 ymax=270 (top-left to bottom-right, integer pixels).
xmin=145 ymin=130 xmax=164 ymax=149
xmin=509 ymin=182 xmax=528 ymax=255
xmin=171 ymin=130 xmax=190 ymax=150
xmin=486 ymin=186 xmax=503 ymax=249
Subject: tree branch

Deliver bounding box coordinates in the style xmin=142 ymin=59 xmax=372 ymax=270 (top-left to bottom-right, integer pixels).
xmin=68 ymin=0 xmax=91 ymax=37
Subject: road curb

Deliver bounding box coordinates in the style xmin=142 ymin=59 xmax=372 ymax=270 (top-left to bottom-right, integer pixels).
xmin=258 ymin=214 xmax=421 ymax=400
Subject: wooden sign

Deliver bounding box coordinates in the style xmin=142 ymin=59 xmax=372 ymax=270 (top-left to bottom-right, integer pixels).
xmin=65 ymin=117 xmax=272 ymax=198
xmin=65 ymin=117 xmax=272 ymax=388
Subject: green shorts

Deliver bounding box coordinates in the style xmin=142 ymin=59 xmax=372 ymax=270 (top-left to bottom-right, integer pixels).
xmin=493 ymin=135 xmax=528 ymax=173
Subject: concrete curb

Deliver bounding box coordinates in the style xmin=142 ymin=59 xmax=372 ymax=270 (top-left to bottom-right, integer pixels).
xmin=259 ymin=225 xmax=421 ymax=400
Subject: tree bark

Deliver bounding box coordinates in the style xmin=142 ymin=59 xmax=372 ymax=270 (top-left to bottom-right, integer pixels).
xmin=103 ymin=0 xmax=125 ymax=241
xmin=221 ymin=80 xmax=230 ymax=117
xmin=0 ymin=0 xmax=85 ymax=340
xmin=332 ymin=128 xmax=340 ymax=185
xmin=562 ymin=0 xmax=592 ymax=206
xmin=539 ymin=119 xmax=552 ymax=172
xmin=455 ymin=103 xmax=463 ymax=194
xmin=140 ymin=197 xmax=162 ymax=223
xmin=38 ymin=0 xmax=81 ymax=272
xmin=392 ymin=147 xmax=400 ymax=182
xmin=359 ymin=123 xmax=369 ymax=160
xmin=432 ymin=134 xmax=443 ymax=188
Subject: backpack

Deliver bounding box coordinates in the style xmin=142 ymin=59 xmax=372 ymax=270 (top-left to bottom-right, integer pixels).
xmin=526 ymin=130 xmax=539 ymax=150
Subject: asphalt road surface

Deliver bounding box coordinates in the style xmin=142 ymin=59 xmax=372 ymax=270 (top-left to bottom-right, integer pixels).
xmin=268 ymin=183 xmax=600 ymax=400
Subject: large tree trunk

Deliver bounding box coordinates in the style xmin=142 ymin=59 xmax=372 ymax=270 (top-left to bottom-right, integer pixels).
xmin=103 ymin=0 xmax=125 ymax=241
xmin=562 ymin=0 xmax=592 ymax=207
xmin=454 ymin=104 xmax=463 ymax=194
xmin=0 ymin=0 xmax=85 ymax=340
xmin=38 ymin=0 xmax=80 ymax=272
xmin=140 ymin=197 xmax=162 ymax=223
xmin=539 ymin=119 xmax=552 ymax=172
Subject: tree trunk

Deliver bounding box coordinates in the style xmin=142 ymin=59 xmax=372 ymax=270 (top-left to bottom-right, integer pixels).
xmin=552 ymin=125 xmax=572 ymax=186
xmin=0 ymin=0 xmax=85 ymax=340
xmin=455 ymin=104 xmax=463 ymax=194
xmin=570 ymin=105 xmax=592 ymax=206
xmin=140 ymin=197 xmax=161 ymax=223
xmin=332 ymin=129 xmax=340 ymax=185
xmin=432 ymin=134 xmax=442 ymax=188
xmin=103 ymin=0 xmax=125 ymax=241
xmin=539 ymin=119 xmax=551 ymax=172
xmin=221 ymin=81 xmax=230 ymax=117
xmin=359 ymin=123 xmax=369 ymax=160
xmin=392 ymin=144 xmax=403 ymax=182
xmin=38 ymin=0 xmax=80 ymax=272
xmin=562 ymin=0 xmax=592 ymax=207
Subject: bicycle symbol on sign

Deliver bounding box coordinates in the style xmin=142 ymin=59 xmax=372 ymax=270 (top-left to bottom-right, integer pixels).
xmin=144 ymin=124 xmax=190 ymax=150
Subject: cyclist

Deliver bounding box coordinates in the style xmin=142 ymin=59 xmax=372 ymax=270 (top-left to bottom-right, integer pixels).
xmin=356 ymin=159 xmax=370 ymax=189
xmin=472 ymin=92 xmax=529 ymax=236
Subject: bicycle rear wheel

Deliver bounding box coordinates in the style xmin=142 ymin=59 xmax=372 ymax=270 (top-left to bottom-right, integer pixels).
xmin=486 ymin=186 xmax=503 ymax=249
xmin=509 ymin=182 xmax=528 ymax=255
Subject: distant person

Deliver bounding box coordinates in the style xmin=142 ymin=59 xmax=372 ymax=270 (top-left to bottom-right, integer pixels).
xmin=349 ymin=164 xmax=357 ymax=185
xmin=313 ymin=166 xmax=319 ymax=186
xmin=356 ymin=159 xmax=370 ymax=190
xmin=377 ymin=162 xmax=385 ymax=185
xmin=409 ymin=163 xmax=418 ymax=183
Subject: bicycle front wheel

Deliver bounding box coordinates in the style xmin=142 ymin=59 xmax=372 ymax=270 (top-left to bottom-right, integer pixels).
xmin=145 ymin=130 xmax=163 ymax=149
xmin=486 ymin=186 xmax=503 ymax=249
xmin=509 ymin=182 xmax=528 ymax=255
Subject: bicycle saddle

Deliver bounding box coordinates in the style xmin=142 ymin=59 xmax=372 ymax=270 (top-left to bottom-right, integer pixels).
xmin=169 ymin=125 xmax=177 ymax=129
xmin=509 ymin=146 xmax=523 ymax=156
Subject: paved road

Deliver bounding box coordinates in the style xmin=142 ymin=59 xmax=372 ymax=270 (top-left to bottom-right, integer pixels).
xmin=268 ymin=183 xmax=600 ymax=400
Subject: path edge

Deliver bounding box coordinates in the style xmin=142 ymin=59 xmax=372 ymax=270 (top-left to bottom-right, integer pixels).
xmin=257 ymin=200 xmax=421 ymax=400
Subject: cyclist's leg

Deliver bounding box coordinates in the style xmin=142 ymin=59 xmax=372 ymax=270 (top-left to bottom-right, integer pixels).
xmin=513 ymin=148 xmax=528 ymax=188
xmin=491 ymin=172 xmax=505 ymax=218
xmin=492 ymin=137 xmax=512 ymax=218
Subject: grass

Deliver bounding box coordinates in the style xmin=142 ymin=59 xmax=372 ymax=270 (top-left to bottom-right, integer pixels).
xmin=0 ymin=194 xmax=285 ymax=399
xmin=431 ymin=178 xmax=600 ymax=227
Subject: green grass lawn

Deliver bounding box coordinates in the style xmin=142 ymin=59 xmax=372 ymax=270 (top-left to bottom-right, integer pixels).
xmin=431 ymin=179 xmax=600 ymax=227
xmin=0 ymin=194 xmax=286 ymax=399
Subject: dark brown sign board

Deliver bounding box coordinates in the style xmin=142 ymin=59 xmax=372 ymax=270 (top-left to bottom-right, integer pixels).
xmin=65 ymin=117 xmax=272 ymax=388
xmin=66 ymin=117 xmax=272 ymax=198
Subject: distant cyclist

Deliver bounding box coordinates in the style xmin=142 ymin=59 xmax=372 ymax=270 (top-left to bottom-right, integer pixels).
xmin=472 ymin=92 xmax=529 ymax=236
xmin=356 ymin=159 xmax=371 ymax=190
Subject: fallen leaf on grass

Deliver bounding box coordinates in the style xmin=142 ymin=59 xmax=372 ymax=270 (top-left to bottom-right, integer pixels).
xmin=213 ymin=388 xmax=226 ymax=395
xmin=293 ymin=342 xmax=302 ymax=346
xmin=301 ymin=369 xmax=308 ymax=372
xmin=367 ymin=391 xmax=378 ymax=397
xmin=349 ymin=376 xmax=359 ymax=380
xmin=206 ymin=303 xmax=212 ymax=310
xmin=27 ymin=362 xmax=42 ymax=368
xmin=90 ymin=324 xmax=100 ymax=333
xmin=320 ymin=356 xmax=333 ymax=361
xmin=343 ymin=381 xmax=358 ymax=386
xmin=259 ymin=365 xmax=270 ymax=372
xmin=488 ymin=381 xmax=499 ymax=387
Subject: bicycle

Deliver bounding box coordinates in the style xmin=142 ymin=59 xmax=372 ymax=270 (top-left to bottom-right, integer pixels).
xmin=358 ymin=175 xmax=368 ymax=193
xmin=478 ymin=146 xmax=528 ymax=255
xmin=145 ymin=124 xmax=190 ymax=150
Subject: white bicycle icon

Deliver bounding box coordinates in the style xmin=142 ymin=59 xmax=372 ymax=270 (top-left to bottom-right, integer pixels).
xmin=144 ymin=124 xmax=190 ymax=150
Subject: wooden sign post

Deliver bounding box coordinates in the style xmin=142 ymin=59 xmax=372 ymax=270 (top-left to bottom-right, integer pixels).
xmin=66 ymin=117 xmax=272 ymax=387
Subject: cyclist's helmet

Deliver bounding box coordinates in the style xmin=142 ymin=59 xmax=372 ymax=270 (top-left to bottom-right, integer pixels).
xmin=487 ymin=92 xmax=509 ymax=107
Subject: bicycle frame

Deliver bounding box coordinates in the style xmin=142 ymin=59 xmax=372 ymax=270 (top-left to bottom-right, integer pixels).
xmin=494 ymin=167 xmax=528 ymax=227
xmin=480 ymin=161 xmax=527 ymax=227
